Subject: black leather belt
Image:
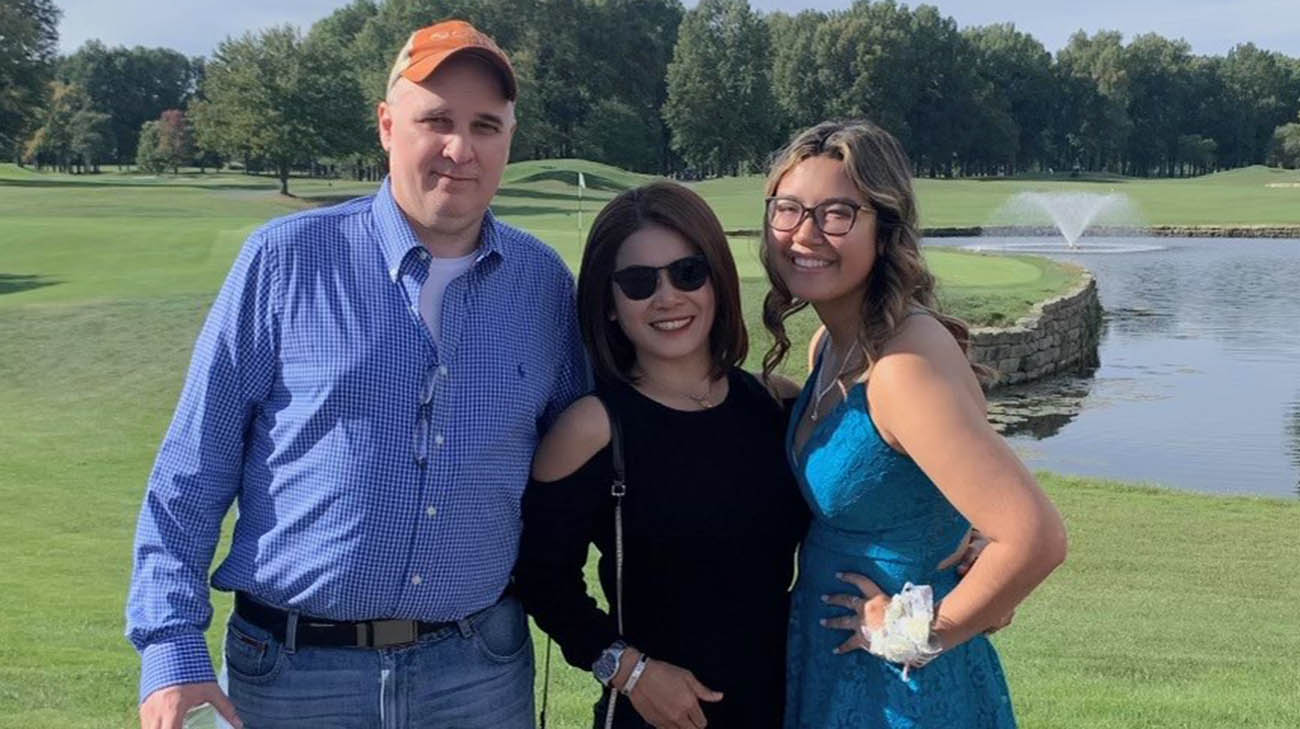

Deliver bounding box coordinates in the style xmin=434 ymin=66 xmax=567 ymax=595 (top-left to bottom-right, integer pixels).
xmin=234 ymin=592 xmax=458 ymax=649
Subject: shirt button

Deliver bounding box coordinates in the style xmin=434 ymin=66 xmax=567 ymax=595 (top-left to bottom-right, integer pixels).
xmin=438 ymin=365 xmax=449 ymax=377
xmin=434 ymin=434 xmax=445 ymax=446
xmin=418 ymin=249 xmax=429 ymax=260
xmin=410 ymin=574 xmax=423 ymax=586
xmin=389 ymin=267 xmax=399 ymax=282
xmin=426 ymin=506 xmax=437 ymax=517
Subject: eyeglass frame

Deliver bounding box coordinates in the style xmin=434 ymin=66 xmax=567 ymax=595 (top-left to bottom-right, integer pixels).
xmin=764 ymin=196 xmax=872 ymax=237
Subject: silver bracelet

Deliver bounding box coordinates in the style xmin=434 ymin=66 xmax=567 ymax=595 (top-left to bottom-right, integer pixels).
xmin=620 ymin=654 xmax=650 ymax=695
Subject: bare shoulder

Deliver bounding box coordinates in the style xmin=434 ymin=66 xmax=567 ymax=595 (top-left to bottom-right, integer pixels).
xmin=532 ymin=395 xmax=611 ymax=482
xmin=871 ymin=314 xmax=978 ymax=396
xmin=758 ymin=372 xmax=804 ymax=400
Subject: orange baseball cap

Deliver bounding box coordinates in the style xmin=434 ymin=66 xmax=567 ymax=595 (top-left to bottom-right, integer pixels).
xmin=386 ymin=20 xmax=517 ymax=100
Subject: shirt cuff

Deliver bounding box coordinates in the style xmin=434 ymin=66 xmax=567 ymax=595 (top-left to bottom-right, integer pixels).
xmin=139 ymin=632 xmax=217 ymax=704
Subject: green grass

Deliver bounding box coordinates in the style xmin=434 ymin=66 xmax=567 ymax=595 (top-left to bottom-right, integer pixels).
xmin=695 ymin=164 xmax=1300 ymax=230
xmin=0 ymin=159 xmax=1079 ymax=356
xmin=2 ymin=160 xmax=1294 ymax=728
xmin=934 ymin=253 xmax=1084 ymax=328
xmin=539 ymin=476 xmax=1300 ymax=729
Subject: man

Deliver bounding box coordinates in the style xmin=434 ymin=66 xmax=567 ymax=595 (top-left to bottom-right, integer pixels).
xmin=127 ymin=20 xmax=587 ymax=729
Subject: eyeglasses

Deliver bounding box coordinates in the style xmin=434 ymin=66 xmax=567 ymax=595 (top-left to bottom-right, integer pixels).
xmin=765 ymin=196 xmax=869 ymax=236
xmin=612 ymin=254 xmax=711 ymax=301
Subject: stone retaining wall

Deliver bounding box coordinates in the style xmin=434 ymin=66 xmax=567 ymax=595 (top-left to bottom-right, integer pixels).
xmin=968 ymin=273 xmax=1102 ymax=387
xmin=1145 ymin=225 xmax=1300 ymax=238
xmin=922 ymin=225 xmax=1300 ymax=238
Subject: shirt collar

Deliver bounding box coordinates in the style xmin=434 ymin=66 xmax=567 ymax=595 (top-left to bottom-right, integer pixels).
xmin=372 ymin=177 xmax=507 ymax=277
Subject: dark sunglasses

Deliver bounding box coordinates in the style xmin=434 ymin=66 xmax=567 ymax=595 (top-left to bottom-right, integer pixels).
xmin=611 ymin=254 xmax=711 ymax=301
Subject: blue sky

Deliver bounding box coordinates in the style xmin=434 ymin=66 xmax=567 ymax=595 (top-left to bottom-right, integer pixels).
xmin=56 ymin=0 xmax=1300 ymax=59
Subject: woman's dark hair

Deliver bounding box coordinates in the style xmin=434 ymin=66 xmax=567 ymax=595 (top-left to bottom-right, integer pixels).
xmin=578 ymin=181 xmax=747 ymax=385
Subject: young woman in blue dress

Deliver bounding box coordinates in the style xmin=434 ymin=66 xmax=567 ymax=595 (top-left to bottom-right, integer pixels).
xmin=760 ymin=120 xmax=1069 ymax=729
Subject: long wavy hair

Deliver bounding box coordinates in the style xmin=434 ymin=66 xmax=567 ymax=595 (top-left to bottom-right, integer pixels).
xmin=759 ymin=119 xmax=984 ymax=381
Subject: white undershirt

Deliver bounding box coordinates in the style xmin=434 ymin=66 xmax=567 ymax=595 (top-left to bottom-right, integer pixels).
xmin=418 ymin=250 xmax=477 ymax=347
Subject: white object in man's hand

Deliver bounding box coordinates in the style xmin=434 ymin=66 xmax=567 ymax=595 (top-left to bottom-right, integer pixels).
xmin=139 ymin=682 xmax=243 ymax=729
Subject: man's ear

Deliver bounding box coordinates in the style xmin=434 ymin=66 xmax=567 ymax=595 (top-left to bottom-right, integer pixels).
xmin=377 ymin=101 xmax=394 ymax=153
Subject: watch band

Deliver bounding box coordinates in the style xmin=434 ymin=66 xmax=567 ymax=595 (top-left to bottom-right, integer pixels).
xmin=620 ymin=654 xmax=650 ymax=696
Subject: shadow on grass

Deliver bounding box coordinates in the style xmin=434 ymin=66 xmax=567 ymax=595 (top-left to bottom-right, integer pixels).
xmin=298 ymin=186 xmax=605 ymax=209
xmin=496 ymin=187 xmax=613 ymax=203
xmin=973 ymin=174 xmax=1130 ymax=184
xmin=298 ymin=193 xmax=371 ymax=207
xmin=492 ymin=203 xmax=575 ymax=217
xmin=0 ymin=178 xmax=281 ymax=192
xmin=0 ymin=273 xmax=60 ymax=296
xmin=507 ymin=170 xmax=632 ymax=192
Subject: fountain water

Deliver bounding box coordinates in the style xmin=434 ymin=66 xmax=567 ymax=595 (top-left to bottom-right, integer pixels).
xmin=966 ymin=191 xmax=1163 ymax=254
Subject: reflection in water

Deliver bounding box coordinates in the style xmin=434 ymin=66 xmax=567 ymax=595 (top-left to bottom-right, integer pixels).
xmin=988 ymin=364 xmax=1097 ymax=439
xmin=1104 ymin=306 xmax=1174 ymax=336
xmin=1084 ymin=241 xmax=1300 ymax=358
xmin=929 ymin=237 xmax=1300 ymax=498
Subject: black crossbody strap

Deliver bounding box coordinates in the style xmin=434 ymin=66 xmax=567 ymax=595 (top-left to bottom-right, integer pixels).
xmin=540 ymin=395 xmax=628 ymax=729
xmin=602 ymin=395 xmax=626 ymax=729
xmin=608 ymin=399 xmax=626 ymax=490
xmin=606 ymin=399 xmax=626 ymax=631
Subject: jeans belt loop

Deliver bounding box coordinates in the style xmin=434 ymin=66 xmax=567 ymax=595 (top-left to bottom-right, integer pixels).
xmin=457 ymin=617 xmax=473 ymax=639
xmin=284 ymin=611 xmax=299 ymax=654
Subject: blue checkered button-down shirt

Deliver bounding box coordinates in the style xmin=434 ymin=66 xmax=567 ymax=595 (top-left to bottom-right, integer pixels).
xmin=126 ymin=178 xmax=589 ymax=702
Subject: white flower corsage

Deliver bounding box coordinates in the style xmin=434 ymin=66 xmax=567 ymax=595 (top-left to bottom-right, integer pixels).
xmin=865 ymin=582 xmax=944 ymax=680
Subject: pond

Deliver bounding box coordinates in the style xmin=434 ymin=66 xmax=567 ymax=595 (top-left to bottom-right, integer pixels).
xmin=928 ymin=237 xmax=1300 ymax=499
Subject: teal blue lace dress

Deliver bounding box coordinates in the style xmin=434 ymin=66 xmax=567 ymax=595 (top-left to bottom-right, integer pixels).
xmin=783 ymin=366 xmax=1017 ymax=729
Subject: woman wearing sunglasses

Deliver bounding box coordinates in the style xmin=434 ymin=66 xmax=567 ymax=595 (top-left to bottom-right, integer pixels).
xmin=762 ymin=120 xmax=1067 ymax=728
xmin=514 ymin=181 xmax=809 ymax=729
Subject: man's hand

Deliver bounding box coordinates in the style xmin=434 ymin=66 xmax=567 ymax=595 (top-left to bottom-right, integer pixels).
xmin=954 ymin=529 xmax=987 ymax=577
xmin=617 ymin=654 xmax=722 ymax=729
xmin=139 ymin=682 xmax=243 ymax=729
xmin=941 ymin=529 xmax=1016 ymax=634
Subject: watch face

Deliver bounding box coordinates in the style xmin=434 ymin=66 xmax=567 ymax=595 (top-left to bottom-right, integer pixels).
xmin=593 ymin=641 xmax=626 ymax=683
xmin=594 ymin=653 xmax=616 ymax=681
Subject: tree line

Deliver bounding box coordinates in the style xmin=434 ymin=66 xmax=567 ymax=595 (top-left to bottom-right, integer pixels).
xmin=5 ymin=0 xmax=1300 ymax=191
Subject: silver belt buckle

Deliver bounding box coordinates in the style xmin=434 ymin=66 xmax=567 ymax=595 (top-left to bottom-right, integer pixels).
xmin=366 ymin=620 xmax=419 ymax=647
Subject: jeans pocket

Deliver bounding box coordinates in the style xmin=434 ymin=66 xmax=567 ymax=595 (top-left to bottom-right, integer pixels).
xmin=224 ymin=614 xmax=286 ymax=684
xmin=470 ymin=597 xmax=530 ymax=663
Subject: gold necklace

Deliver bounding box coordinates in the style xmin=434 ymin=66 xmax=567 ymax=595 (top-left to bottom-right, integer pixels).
xmin=639 ymin=372 xmax=717 ymax=409
xmin=809 ymin=339 xmax=862 ymax=422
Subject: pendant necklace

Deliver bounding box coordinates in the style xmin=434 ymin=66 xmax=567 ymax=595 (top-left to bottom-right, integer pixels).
xmin=809 ymin=337 xmax=862 ymax=422
xmin=687 ymin=389 xmax=714 ymax=409
xmin=640 ymin=372 xmax=716 ymax=409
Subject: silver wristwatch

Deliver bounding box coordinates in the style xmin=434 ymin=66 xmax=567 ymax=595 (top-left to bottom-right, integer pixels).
xmin=592 ymin=640 xmax=628 ymax=686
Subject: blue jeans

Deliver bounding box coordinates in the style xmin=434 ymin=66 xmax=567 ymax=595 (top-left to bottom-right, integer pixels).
xmin=221 ymin=596 xmax=535 ymax=729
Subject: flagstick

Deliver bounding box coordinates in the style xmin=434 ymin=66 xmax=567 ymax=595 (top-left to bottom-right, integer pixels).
xmin=577 ymin=171 xmax=584 ymax=242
